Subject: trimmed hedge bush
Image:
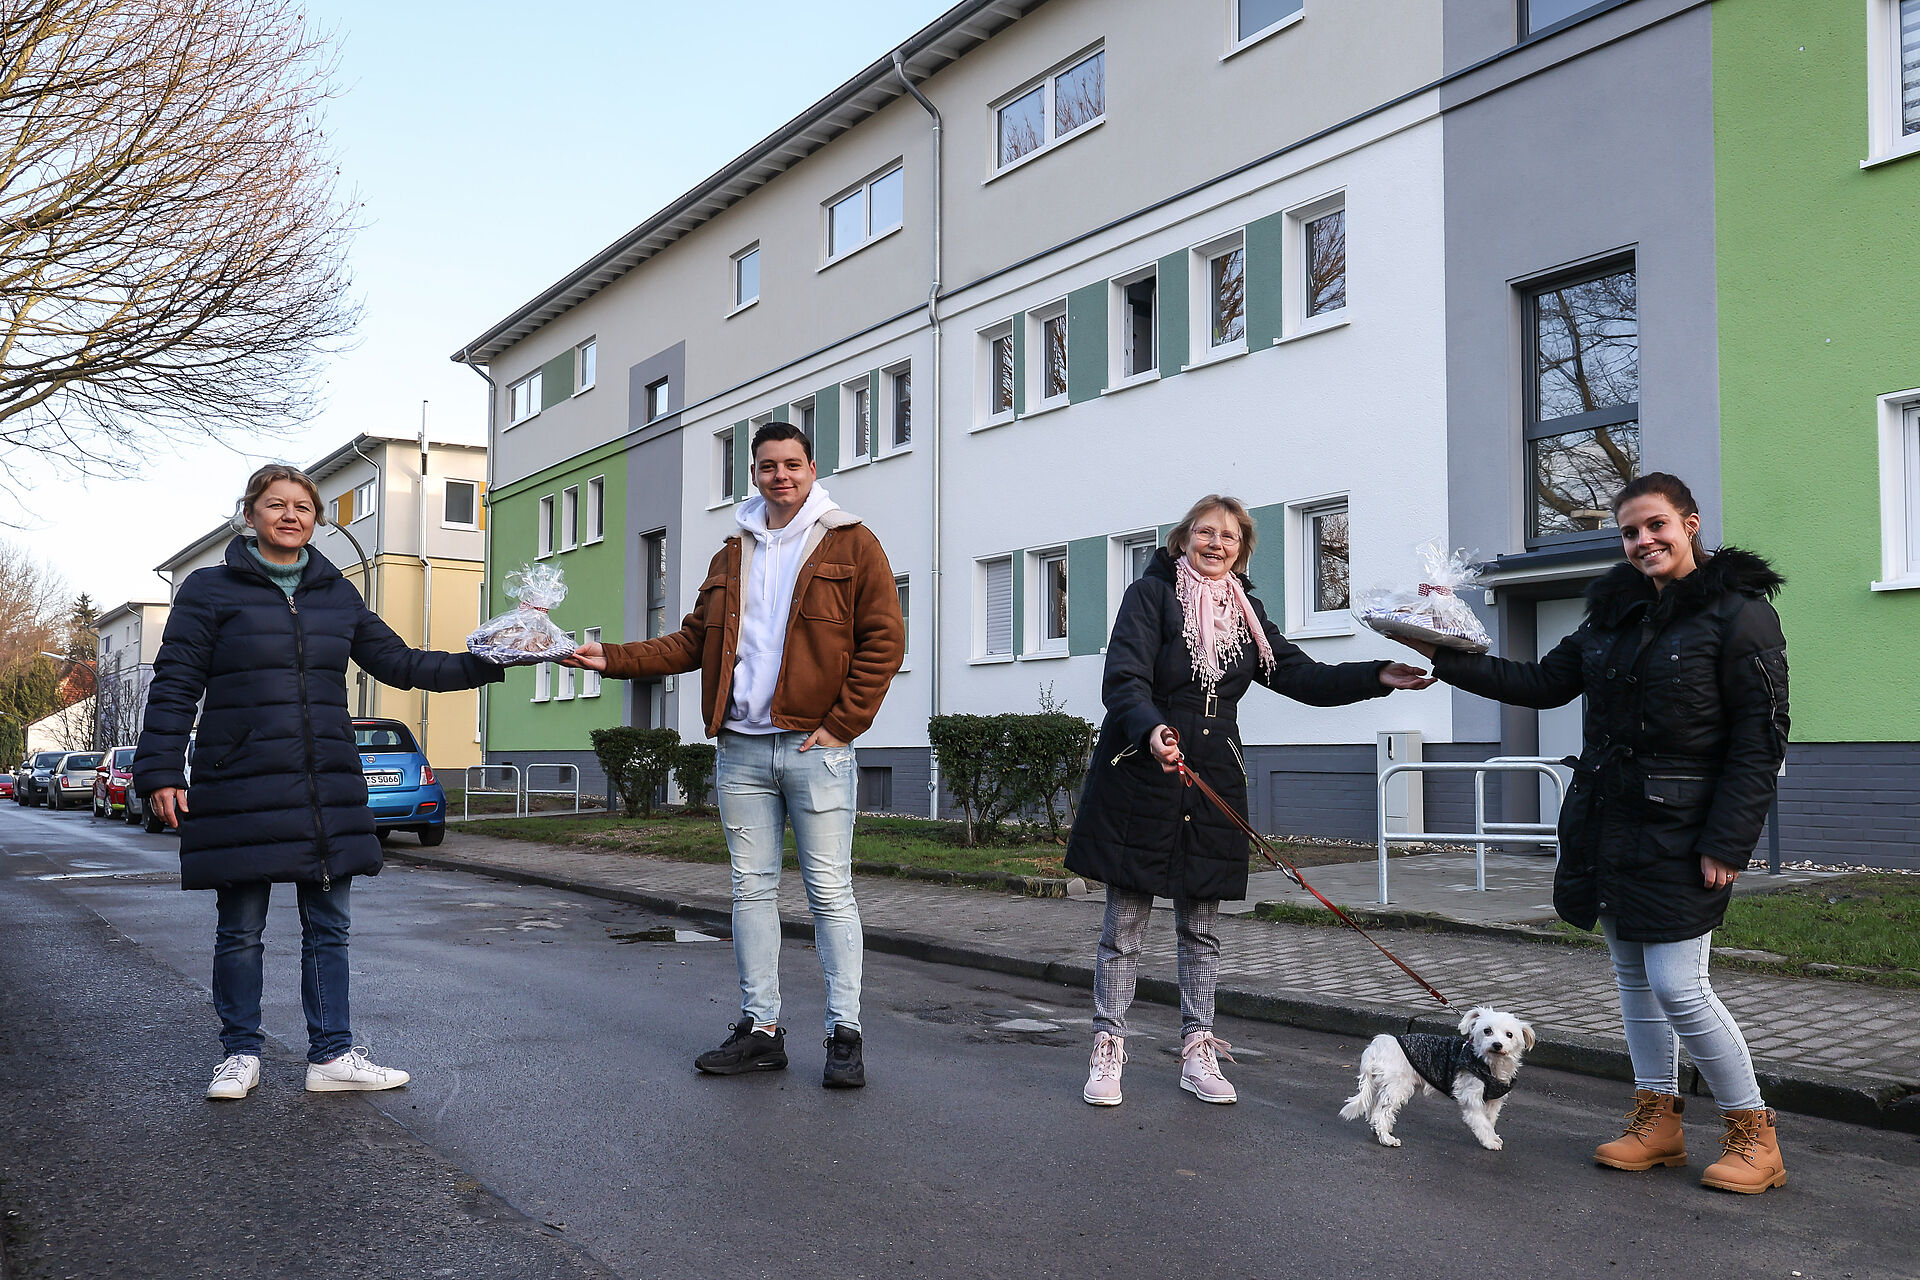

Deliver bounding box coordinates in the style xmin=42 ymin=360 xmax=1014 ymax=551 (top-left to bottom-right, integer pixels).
xmin=929 ymin=712 xmax=1096 ymax=846
xmin=590 ymin=726 xmax=680 ymax=817
xmin=673 ymin=742 xmax=717 ymax=812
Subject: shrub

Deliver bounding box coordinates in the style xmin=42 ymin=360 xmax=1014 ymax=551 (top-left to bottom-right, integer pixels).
xmin=589 ymin=726 xmax=680 ymax=817
xmin=929 ymin=711 xmax=1096 ymax=846
xmin=673 ymin=742 xmax=717 ymax=812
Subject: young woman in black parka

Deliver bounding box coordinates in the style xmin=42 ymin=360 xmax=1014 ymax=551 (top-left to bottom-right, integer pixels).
xmin=1066 ymin=495 xmax=1433 ymax=1107
xmin=134 ymin=465 xmax=508 ymax=1102
xmin=1396 ymin=473 xmax=1791 ymax=1194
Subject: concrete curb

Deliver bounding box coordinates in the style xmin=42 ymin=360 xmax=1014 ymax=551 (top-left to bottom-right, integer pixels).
xmin=388 ymin=849 xmax=1920 ymax=1134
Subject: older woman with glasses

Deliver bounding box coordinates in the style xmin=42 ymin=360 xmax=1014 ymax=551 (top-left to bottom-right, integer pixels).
xmin=1065 ymin=495 xmax=1433 ymax=1107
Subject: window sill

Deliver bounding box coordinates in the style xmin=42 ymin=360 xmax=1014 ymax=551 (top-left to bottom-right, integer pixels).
xmin=506 ymin=411 xmax=539 ymax=430
xmin=706 ymin=497 xmax=737 ymax=512
xmin=726 ymin=297 xmax=760 ymax=319
xmin=1287 ymin=622 xmax=1355 ymax=641
xmin=583 ymin=536 xmax=604 ymax=547
xmin=1102 ymin=370 xmax=1160 ymax=396
xmin=838 ymin=456 xmax=872 ymax=473
xmin=1861 ymin=141 xmax=1920 ymax=170
xmin=971 ymin=654 xmax=1016 ymax=666
xmin=1274 ymin=313 xmax=1351 ymax=346
xmin=1182 ymin=344 xmax=1248 ymax=373
xmin=1870 ymin=576 xmax=1920 ymax=592
xmin=1022 ymin=398 xmax=1069 ymax=421
xmin=1018 ymin=650 xmax=1070 ymax=661
xmin=982 ymin=117 xmax=1105 ymax=187
xmin=441 ymin=522 xmax=480 ymax=532
xmin=571 ymin=383 xmax=595 ymax=398
xmin=1220 ymin=9 xmax=1304 ymax=61
xmin=972 ymin=412 xmax=1017 ymax=434
xmin=818 ymin=222 xmax=905 ymax=272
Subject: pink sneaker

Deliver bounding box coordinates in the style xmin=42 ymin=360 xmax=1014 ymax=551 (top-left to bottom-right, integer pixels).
xmin=1083 ymin=1032 xmax=1126 ymax=1106
xmin=1180 ymin=1031 xmax=1237 ymax=1104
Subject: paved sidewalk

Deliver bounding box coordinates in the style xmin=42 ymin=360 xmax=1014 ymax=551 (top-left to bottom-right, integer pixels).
xmin=390 ymin=829 xmax=1920 ymax=1131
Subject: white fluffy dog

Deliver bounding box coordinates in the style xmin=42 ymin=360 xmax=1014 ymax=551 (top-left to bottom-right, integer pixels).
xmin=1339 ymin=1007 xmax=1535 ymax=1150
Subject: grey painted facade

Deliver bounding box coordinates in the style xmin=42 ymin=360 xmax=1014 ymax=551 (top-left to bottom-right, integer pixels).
xmin=624 ymin=408 xmax=686 ymax=736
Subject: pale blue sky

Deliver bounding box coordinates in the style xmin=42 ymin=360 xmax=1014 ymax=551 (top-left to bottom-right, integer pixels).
xmin=24 ymin=0 xmax=954 ymax=610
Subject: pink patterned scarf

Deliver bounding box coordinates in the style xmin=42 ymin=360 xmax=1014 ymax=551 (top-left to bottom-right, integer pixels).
xmin=1175 ymin=553 xmax=1275 ymax=695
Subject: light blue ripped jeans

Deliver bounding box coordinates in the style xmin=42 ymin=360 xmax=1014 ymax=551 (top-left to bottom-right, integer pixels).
xmin=1600 ymin=917 xmax=1765 ymax=1112
xmin=717 ymin=730 xmax=863 ymax=1036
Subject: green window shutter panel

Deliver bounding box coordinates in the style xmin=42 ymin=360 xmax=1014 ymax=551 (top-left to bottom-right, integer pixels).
xmin=733 ymin=421 xmax=750 ymax=498
xmin=1245 ymin=502 xmax=1288 ymax=617
xmin=1067 ymin=282 xmax=1108 ymax=404
xmin=1159 ymin=521 xmax=1179 ymax=548
xmin=813 ymin=385 xmax=840 ymax=477
xmin=770 ymin=404 xmax=789 ymax=423
xmin=1067 ymin=537 xmax=1108 ymax=656
xmin=1157 ymin=251 xmax=1189 ymax=380
xmin=1011 ymin=551 xmax=1026 ymax=658
xmin=1011 ymin=312 xmax=1027 ymax=418
xmin=1245 ymin=211 xmax=1287 ymax=349
xmin=540 ymin=351 xmax=574 ymax=409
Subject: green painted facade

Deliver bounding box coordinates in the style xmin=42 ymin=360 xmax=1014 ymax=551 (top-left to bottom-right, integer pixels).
xmin=1714 ymin=0 xmax=1920 ymax=741
xmin=483 ymin=455 xmax=629 ymax=752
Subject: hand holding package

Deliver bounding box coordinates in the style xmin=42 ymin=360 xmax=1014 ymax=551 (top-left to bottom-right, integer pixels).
xmin=1356 ymin=540 xmax=1492 ymax=653
xmin=467 ymin=563 xmax=579 ymax=663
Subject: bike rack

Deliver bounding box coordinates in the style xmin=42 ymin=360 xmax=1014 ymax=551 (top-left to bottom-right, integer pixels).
xmin=521 ymin=763 xmax=581 ymax=815
xmin=1375 ymin=760 xmax=1567 ymax=905
xmin=462 ymin=764 xmax=521 ymax=820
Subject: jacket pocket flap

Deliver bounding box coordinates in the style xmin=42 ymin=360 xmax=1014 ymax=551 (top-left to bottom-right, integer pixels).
xmin=697 ymin=572 xmax=728 ymax=592
xmin=809 ymin=562 xmax=855 ymax=580
xmin=1643 ymin=774 xmax=1710 ymax=807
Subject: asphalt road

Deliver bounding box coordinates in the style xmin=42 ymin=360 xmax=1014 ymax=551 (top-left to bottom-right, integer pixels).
xmin=2 ymin=804 xmax=1916 ymax=1280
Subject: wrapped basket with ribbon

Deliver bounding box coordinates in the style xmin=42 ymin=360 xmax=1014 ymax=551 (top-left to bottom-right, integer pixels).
xmin=467 ymin=563 xmax=579 ymax=664
xmin=1355 ymin=540 xmax=1492 ymax=653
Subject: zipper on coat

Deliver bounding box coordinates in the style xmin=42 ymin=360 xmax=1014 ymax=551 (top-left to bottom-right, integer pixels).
xmin=1226 ymin=737 xmax=1250 ymax=789
xmin=288 ymin=596 xmax=331 ymax=891
xmin=1754 ymin=653 xmax=1788 ymax=757
xmin=1110 ymin=743 xmax=1139 ymax=767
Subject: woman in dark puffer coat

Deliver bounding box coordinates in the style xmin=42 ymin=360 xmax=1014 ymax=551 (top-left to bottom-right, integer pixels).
xmin=1066 ymin=495 xmax=1433 ymax=1108
xmin=134 ymin=465 xmax=505 ymax=1102
xmin=1398 ymin=473 xmax=1791 ymax=1195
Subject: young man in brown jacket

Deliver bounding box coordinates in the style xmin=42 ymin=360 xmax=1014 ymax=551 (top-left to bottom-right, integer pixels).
xmin=567 ymin=423 xmax=904 ymax=1087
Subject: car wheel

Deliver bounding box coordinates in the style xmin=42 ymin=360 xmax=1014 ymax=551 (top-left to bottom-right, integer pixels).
xmin=48 ymin=790 xmax=60 ymax=811
xmin=417 ymin=824 xmax=445 ymax=847
xmin=375 ymin=828 xmax=392 ymax=844
xmin=92 ymin=796 xmax=102 ymax=817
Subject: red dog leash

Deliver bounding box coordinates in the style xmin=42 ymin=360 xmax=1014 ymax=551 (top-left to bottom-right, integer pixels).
xmin=1164 ymin=731 xmax=1452 ymax=1008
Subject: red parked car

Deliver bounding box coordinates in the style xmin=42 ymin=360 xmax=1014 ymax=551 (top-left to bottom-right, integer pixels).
xmin=0 ymin=773 xmax=14 ymax=800
xmin=93 ymin=746 xmax=136 ymax=817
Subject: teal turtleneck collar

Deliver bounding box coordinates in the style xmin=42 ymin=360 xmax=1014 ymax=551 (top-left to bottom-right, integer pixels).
xmin=244 ymin=538 xmax=309 ymax=599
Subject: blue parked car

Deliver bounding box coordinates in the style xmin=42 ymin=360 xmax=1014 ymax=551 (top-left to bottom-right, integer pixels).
xmin=353 ymin=718 xmax=447 ymax=846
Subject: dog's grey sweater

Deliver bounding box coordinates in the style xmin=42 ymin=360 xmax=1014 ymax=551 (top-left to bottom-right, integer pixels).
xmin=1395 ymin=1034 xmax=1514 ymax=1100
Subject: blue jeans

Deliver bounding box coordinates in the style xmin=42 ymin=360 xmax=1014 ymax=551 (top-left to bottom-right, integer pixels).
xmin=1601 ymin=917 xmax=1765 ymax=1112
xmin=212 ymin=878 xmax=354 ymax=1064
xmin=717 ymin=730 xmax=863 ymax=1036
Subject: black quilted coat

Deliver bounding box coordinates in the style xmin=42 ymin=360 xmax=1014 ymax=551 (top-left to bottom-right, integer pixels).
xmin=1065 ymin=549 xmax=1390 ymax=902
xmin=133 ymin=537 xmax=502 ymax=891
xmin=1432 ymin=548 xmax=1789 ymax=943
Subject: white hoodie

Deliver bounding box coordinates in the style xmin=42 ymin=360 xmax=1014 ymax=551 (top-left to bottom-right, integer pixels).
xmin=724 ymin=483 xmax=839 ymax=733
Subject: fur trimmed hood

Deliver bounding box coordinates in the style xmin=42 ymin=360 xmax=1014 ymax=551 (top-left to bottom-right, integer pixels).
xmin=1584 ymin=545 xmax=1784 ymax=628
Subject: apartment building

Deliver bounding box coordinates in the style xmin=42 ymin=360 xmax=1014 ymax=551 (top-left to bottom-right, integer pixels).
xmin=153 ymin=433 xmax=491 ymax=772
xmin=93 ymin=600 xmax=170 ymax=747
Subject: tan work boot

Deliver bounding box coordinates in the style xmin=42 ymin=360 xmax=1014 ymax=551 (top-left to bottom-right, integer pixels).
xmin=1700 ymin=1107 xmax=1787 ymax=1193
xmin=1594 ymin=1089 xmax=1688 ymax=1170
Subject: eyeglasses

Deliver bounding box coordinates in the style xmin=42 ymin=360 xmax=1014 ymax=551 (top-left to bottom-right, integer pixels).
xmin=1191 ymin=526 xmax=1241 ymax=546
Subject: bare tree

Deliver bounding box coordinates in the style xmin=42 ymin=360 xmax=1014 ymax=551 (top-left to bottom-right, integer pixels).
xmin=0 ymin=536 xmax=67 ymax=760
xmin=0 ymin=0 xmax=359 ymax=512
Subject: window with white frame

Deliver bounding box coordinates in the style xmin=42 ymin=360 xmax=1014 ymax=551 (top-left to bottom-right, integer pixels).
xmin=555 ymin=633 xmax=577 ymax=700
xmin=1867 ymin=0 xmax=1920 ymax=162
xmin=326 ymin=497 xmax=340 ymax=524
xmin=1031 ymin=548 xmax=1069 ymax=654
xmin=1875 ymin=390 xmax=1920 ymax=588
xmin=1525 ymin=260 xmax=1639 ymax=543
xmin=845 ymin=379 xmax=871 ymax=464
xmin=645 ymin=377 xmax=670 ymax=422
xmin=576 ymin=339 xmax=596 ymax=392
xmin=894 ymin=575 xmax=910 ymax=657
xmin=1122 ymin=531 xmax=1158 ymax=583
xmin=793 ymin=397 xmax=816 ymax=443
xmin=885 ymin=363 xmax=911 ymax=449
xmin=509 ymin=370 xmax=542 ymax=424
xmin=1030 ymin=304 xmax=1069 ymax=407
xmin=1282 ymin=193 xmax=1347 ymax=336
xmin=715 ymin=427 xmax=736 ymax=503
xmin=1233 ymin=0 xmax=1304 ymax=46
xmin=532 ymin=658 xmax=551 ymax=702
xmin=537 ymin=495 xmax=555 ymax=557
xmin=825 ymin=164 xmax=904 ymax=261
xmin=642 ymin=531 xmax=668 ymax=638
xmin=1114 ymin=268 xmax=1157 ymax=382
xmin=1194 ymin=232 xmax=1246 ymax=357
xmin=351 ymin=479 xmax=376 ymax=522
xmin=995 ymin=47 xmax=1105 ymax=171
xmin=581 ymin=626 xmax=602 ymax=697
xmin=732 ymin=244 xmax=760 ymax=309
xmin=560 ymin=485 xmax=579 ymax=551
xmin=444 ymin=479 xmax=479 ymax=529
xmin=979 ymin=556 xmax=1014 ymax=658
xmin=981 ymin=323 xmax=1016 ymax=425
xmin=1520 ymin=0 xmax=1611 ymax=38
xmin=586 ymin=476 xmax=605 ymax=542
xmin=1302 ymin=500 xmax=1350 ymax=630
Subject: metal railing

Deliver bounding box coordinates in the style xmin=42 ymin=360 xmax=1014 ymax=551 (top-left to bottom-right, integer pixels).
xmin=522 ymin=763 xmax=581 ymax=815
xmin=1375 ymin=760 xmax=1566 ymax=905
xmin=462 ymin=764 xmax=521 ymax=820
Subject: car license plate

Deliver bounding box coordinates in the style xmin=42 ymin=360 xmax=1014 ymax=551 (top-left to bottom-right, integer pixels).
xmin=363 ymin=770 xmax=403 ymax=788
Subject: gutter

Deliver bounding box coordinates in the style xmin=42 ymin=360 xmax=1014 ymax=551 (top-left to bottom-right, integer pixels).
xmin=417 ymin=401 xmax=433 ymax=754
xmin=893 ymin=49 xmax=943 ymax=821
xmin=348 ymin=436 xmax=386 ymax=717
xmin=457 ymin=348 xmax=498 ymax=751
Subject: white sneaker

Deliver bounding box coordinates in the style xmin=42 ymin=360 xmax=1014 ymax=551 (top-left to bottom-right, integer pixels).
xmin=304 ymin=1046 xmax=410 ymax=1092
xmin=1179 ymin=1031 xmax=1237 ymax=1104
xmin=1083 ymin=1031 xmax=1126 ymax=1106
xmin=206 ymin=1053 xmax=260 ymax=1100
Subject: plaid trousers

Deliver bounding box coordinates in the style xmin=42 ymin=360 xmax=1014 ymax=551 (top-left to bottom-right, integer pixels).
xmin=1091 ymin=889 xmax=1222 ymax=1039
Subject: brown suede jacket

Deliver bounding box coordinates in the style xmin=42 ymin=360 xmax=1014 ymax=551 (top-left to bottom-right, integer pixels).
xmin=601 ymin=509 xmax=904 ymax=741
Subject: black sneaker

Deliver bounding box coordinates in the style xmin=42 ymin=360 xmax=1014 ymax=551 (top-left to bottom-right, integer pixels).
xmin=822 ymin=1024 xmax=865 ymax=1089
xmin=695 ymin=1019 xmax=787 ymax=1075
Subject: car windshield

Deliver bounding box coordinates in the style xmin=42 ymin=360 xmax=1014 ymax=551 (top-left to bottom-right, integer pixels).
xmin=354 ymin=723 xmax=419 ymax=752
xmin=63 ymin=754 xmax=102 ymax=770
xmin=113 ymin=748 xmax=135 ymax=767
xmin=33 ymin=753 xmax=63 ymax=767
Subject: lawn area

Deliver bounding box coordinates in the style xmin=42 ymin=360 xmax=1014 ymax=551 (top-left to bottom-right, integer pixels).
xmin=1717 ymin=874 xmax=1920 ymax=975
xmin=460 ymin=808 xmax=1338 ymax=882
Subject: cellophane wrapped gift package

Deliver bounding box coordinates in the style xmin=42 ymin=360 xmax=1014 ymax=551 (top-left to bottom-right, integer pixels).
xmin=1355 ymin=540 xmax=1492 ymax=653
xmin=467 ymin=563 xmax=579 ymax=663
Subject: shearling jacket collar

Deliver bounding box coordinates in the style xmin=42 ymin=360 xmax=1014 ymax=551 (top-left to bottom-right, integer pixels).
xmin=1583 ymin=546 xmax=1784 ymax=628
